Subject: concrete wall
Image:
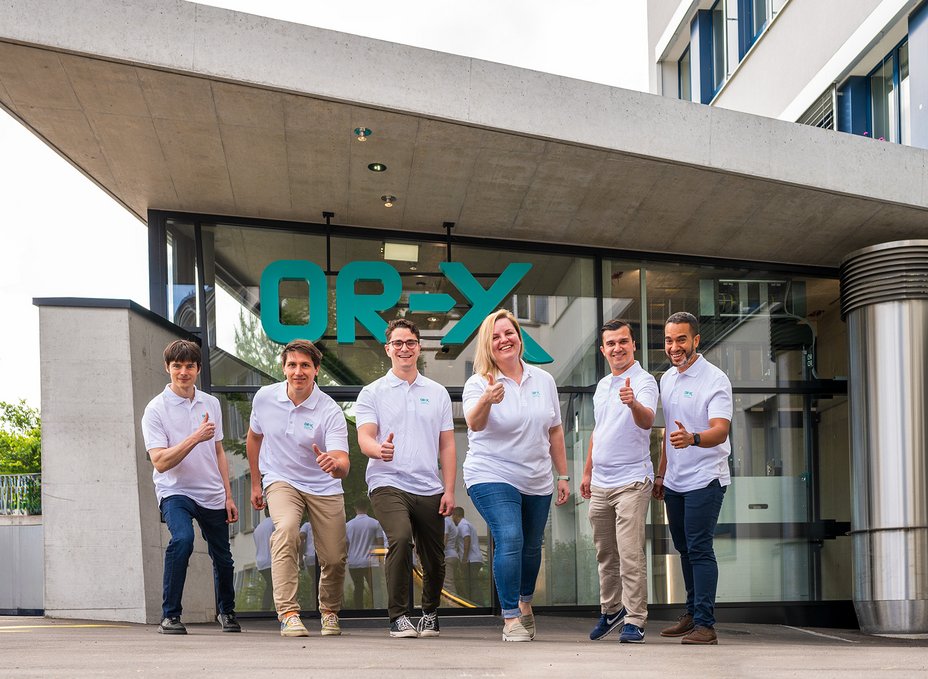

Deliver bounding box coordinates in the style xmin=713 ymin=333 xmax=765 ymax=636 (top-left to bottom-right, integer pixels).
xmin=0 ymin=516 xmax=43 ymax=613
xmin=38 ymin=301 xmax=216 ymax=623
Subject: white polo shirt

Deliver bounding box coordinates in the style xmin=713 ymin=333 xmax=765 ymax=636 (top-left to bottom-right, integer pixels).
xmin=345 ymin=513 xmax=385 ymax=568
xmin=455 ymin=518 xmax=483 ymax=563
xmin=141 ymin=385 xmax=226 ymax=510
xmin=462 ymin=362 xmax=562 ymax=496
xmin=591 ymin=361 xmax=659 ymax=488
xmin=253 ymin=516 xmax=274 ymax=570
xmin=249 ymin=381 xmax=349 ymax=496
xmin=444 ymin=517 xmax=459 ymax=559
xmin=300 ymin=521 xmax=317 ymax=567
xmin=355 ymin=370 xmax=453 ymax=496
xmin=660 ymin=354 xmax=733 ymax=493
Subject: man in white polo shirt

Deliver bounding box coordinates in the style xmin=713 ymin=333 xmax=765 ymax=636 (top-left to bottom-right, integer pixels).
xmin=654 ymin=311 xmax=732 ymax=646
xmin=141 ymin=339 xmax=241 ymax=635
xmin=581 ymin=319 xmax=658 ymax=644
xmin=356 ymin=318 xmax=456 ymax=639
xmin=246 ymin=339 xmax=350 ymax=638
xmin=345 ymin=500 xmax=386 ymax=608
xmin=452 ymin=507 xmax=484 ymax=604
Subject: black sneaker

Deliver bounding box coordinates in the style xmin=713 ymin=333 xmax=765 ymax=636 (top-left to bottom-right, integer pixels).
xmin=589 ymin=607 xmax=626 ymax=640
xmin=217 ymin=612 xmax=241 ymax=633
xmin=389 ymin=615 xmax=419 ymax=638
xmin=159 ymin=617 xmax=187 ymax=635
xmin=416 ymin=610 xmax=439 ymax=637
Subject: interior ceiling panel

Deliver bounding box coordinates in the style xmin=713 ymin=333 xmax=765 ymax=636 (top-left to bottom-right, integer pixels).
xmin=2 ymin=40 xmax=927 ymax=268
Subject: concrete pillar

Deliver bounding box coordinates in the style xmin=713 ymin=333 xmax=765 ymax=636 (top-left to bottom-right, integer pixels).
xmin=840 ymin=241 xmax=928 ymax=634
xmin=35 ymin=299 xmax=217 ymax=624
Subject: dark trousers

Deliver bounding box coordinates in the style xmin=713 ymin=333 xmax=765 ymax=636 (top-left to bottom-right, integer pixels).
xmin=664 ymin=479 xmax=726 ymax=628
xmin=160 ymin=494 xmax=235 ymax=619
xmin=349 ymin=566 xmax=374 ymax=608
xmin=370 ymin=486 xmax=445 ymax=621
xmin=259 ymin=568 xmax=273 ymax=610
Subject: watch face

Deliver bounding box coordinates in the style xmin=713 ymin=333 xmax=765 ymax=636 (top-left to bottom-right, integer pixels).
xmin=693 ymin=433 xmax=701 ymax=446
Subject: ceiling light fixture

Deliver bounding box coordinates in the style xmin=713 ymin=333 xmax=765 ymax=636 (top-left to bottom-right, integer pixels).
xmin=381 ymin=194 xmax=397 ymax=208
xmin=354 ymin=127 xmax=372 ymax=142
xmin=368 ymin=162 xmax=387 ymax=172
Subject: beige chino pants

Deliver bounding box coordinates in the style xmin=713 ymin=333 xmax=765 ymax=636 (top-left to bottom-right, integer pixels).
xmin=266 ymin=481 xmax=347 ymax=620
xmin=588 ymin=479 xmax=652 ymax=627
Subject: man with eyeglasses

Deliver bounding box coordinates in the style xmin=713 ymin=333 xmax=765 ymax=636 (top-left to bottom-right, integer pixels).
xmin=356 ymin=318 xmax=456 ymax=638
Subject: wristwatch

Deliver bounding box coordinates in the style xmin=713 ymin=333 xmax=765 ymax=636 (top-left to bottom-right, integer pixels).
xmin=692 ymin=433 xmax=701 ymax=447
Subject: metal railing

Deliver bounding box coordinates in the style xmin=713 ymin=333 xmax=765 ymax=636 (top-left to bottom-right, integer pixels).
xmin=0 ymin=473 xmax=42 ymax=515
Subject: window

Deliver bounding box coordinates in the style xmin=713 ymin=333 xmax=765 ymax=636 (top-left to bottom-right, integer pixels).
xmin=679 ymin=46 xmax=692 ymax=101
xmin=739 ymin=0 xmax=784 ymax=57
xmin=869 ymin=40 xmax=910 ymax=144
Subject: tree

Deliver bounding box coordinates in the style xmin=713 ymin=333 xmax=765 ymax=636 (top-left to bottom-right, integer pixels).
xmin=0 ymin=400 xmax=41 ymax=474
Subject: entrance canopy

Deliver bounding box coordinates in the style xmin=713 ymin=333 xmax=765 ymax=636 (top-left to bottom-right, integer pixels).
xmin=2 ymin=0 xmax=927 ymax=267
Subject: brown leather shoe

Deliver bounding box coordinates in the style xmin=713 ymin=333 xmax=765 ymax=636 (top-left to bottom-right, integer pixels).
xmin=681 ymin=625 xmax=718 ymax=645
xmin=660 ymin=613 xmax=695 ymax=637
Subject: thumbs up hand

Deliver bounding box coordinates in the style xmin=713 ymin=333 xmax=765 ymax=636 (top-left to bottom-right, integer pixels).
xmin=313 ymin=443 xmax=339 ymax=477
xmin=194 ymin=411 xmax=216 ymax=442
xmin=380 ymin=432 xmax=395 ymax=462
xmin=483 ymin=373 xmax=505 ymax=405
xmin=619 ymin=377 xmax=635 ymax=407
xmin=669 ymin=420 xmax=692 ymax=449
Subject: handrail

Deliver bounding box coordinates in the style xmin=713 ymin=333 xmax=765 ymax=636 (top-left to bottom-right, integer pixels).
xmin=0 ymin=473 xmax=42 ymax=515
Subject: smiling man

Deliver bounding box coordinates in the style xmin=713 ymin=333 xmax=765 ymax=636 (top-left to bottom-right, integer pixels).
xmin=356 ymin=319 xmax=456 ymax=638
xmin=141 ymin=339 xmax=240 ymax=635
xmin=246 ymin=339 xmax=350 ymax=638
xmin=580 ymin=319 xmax=657 ymax=644
xmin=654 ymin=312 xmax=732 ymax=645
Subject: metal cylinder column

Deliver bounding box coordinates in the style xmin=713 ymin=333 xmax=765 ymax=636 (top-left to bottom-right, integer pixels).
xmin=840 ymin=240 xmax=928 ymax=635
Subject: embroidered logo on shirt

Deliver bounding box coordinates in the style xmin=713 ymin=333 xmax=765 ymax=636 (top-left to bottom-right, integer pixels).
xmin=683 ymin=390 xmax=694 ymax=398
xmin=419 ymin=397 xmax=430 ymax=405
xmin=531 ymin=390 xmax=541 ymax=398
xmin=303 ymin=421 xmax=314 ymax=430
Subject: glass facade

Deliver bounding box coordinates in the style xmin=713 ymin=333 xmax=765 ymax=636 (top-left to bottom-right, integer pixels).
xmin=153 ymin=212 xmax=850 ymax=618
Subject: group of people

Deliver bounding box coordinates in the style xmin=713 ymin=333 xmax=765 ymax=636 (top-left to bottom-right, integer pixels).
xmin=141 ymin=307 xmax=731 ymax=645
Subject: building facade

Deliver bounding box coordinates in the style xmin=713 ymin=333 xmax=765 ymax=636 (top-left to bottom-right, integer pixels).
xmin=5 ymin=0 xmax=928 ymax=630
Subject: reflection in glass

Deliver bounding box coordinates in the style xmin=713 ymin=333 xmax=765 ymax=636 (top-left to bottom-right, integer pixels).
xmin=644 ymin=265 xmax=843 ymax=387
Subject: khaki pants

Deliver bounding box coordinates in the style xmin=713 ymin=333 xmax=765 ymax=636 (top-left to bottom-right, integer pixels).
xmin=588 ymin=480 xmax=652 ymax=627
xmin=266 ymin=481 xmax=347 ymax=620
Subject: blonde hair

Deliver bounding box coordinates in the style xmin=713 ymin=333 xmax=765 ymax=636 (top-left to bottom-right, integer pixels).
xmin=472 ymin=309 xmax=525 ymax=378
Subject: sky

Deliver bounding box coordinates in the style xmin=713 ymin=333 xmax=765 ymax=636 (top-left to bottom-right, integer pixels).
xmin=0 ymin=0 xmax=649 ymax=409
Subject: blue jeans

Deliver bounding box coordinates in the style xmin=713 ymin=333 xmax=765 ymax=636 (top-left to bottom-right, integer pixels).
xmin=663 ymin=480 xmax=726 ymax=628
xmin=160 ymin=494 xmax=235 ymax=619
xmin=467 ymin=483 xmax=551 ymax=618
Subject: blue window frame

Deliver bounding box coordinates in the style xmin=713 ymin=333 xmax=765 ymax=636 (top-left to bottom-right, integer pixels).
xmin=868 ymin=39 xmax=910 ymax=144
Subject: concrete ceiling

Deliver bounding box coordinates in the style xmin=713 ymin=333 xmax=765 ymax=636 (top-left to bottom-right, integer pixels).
xmin=2 ymin=1 xmax=928 ymax=268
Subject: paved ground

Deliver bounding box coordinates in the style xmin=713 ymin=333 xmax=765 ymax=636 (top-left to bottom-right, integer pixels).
xmin=2 ymin=614 xmax=927 ymax=678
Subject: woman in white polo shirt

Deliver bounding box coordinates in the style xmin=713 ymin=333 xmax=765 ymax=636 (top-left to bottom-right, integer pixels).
xmin=462 ymin=309 xmax=570 ymax=642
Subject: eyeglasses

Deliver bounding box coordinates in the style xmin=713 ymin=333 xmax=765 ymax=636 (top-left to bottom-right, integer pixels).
xmin=388 ymin=339 xmax=420 ymax=349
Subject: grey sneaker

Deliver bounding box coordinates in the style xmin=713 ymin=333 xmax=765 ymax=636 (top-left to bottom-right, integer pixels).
xmin=390 ymin=615 xmax=419 ymax=638
xmin=417 ymin=610 xmax=440 ymax=637
xmin=158 ymin=617 xmax=187 ymax=635
xmin=502 ymin=620 xmax=532 ymax=642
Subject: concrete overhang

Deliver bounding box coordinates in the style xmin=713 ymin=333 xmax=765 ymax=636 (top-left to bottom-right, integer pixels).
xmin=2 ymin=0 xmax=927 ymax=268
